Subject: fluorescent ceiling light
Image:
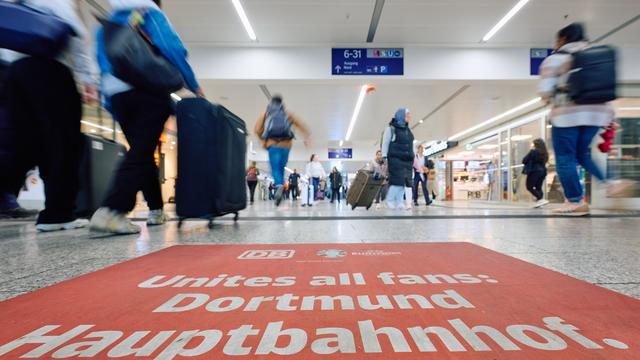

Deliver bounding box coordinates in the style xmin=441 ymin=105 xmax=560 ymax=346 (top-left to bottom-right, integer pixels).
xmin=482 ymin=0 xmax=531 ymax=42
xmin=339 ymin=140 xmax=344 ymax=147
xmin=619 ymin=107 xmax=640 ymax=111
xmin=285 ymin=167 xmax=293 ymax=173
xmin=511 ymin=134 xmax=533 ymax=141
xmin=170 ymin=93 xmax=182 ymax=102
xmin=231 ymin=0 xmax=257 ymax=41
xmin=345 ymin=85 xmax=370 ymax=142
xmin=81 ymin=120 xmax=122 ymax=133
xmin=449 ymin=97 xmax=542 ymax=142
xmin=471 ymin=109 xmax=550 ymax=143
xmin=458 ymin=151 xmax=476 ymax=156
xmin=478 ymin=144 xmax=499 ymax=150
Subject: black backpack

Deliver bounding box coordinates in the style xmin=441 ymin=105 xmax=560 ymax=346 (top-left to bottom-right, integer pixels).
xmin=560 ymin=45 xmax=617 ymax=105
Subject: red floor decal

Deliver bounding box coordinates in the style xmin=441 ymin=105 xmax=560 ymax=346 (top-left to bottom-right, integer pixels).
xmin=0 ymin=243 xmax=639 ymax=359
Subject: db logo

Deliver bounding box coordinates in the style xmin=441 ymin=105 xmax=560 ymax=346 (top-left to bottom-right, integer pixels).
xmin=238 ymin=250 xmax=295 ymax=260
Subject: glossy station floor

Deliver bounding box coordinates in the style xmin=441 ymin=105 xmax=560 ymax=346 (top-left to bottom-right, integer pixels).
xmin=1 ymin=199 xmax=639 ymax=301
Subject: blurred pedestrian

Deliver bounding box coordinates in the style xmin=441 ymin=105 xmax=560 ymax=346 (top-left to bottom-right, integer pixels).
xmin=522 ymin=138 xmax=549 ymax=208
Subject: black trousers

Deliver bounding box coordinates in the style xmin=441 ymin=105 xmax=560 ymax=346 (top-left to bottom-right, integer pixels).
xmin=331 ymin=187 xmax=341 ymax=202
xmin=290 ymin=185 xmax=298 ymax=199
xmin=247 ymin=180 xmax=258 ymax=202
xmin=412 ymin=171 xmax=429 ymax=204
xmin=526 ymin=171 xmax=546 ymax=201
xmin=102 ymin=90 xmax=172 ymax=213
xmin=2 ymin=58 xmax=82 ymax=224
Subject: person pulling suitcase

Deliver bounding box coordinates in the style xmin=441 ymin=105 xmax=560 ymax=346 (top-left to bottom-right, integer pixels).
xmin=90 ymin=0 xmax=204 ymax=234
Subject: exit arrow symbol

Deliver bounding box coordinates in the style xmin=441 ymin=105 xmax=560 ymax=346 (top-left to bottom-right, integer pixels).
xmin=335 ymin=65 xmax=342 ymax=73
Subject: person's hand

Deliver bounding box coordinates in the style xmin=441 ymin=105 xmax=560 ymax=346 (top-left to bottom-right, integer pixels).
xmin=82 ymin=83 xmax=98 ymax=105
xmin=195 ymin=88 xmax=206 ymax=98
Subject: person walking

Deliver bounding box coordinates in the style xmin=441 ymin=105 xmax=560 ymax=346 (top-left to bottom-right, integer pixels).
xmin=288 ymin=169 xmax=301 ymax=200
xmin=382 ymin=109 xmax=415 ymax=210
xmin=2 ymin=0 xmax=98 ymax=230
xmin=255 ymin=95 xmax=310 ymax=206
xmin=522 ymin=139 xmax=550 ymax=208
xmin=90 ymin=0 xmax=204 ymax=233
xmin=246 ymin=161 xmax=259 ymax=204
xmin=370 ymin=150 xmax=388 ymax=207
xmin=412 ymin=145 xmax=431 ymax=206
xmin=305 ymin=154 xmax=326 ymax=200
xmin=329 ymin=167 xmax=343 ymax=203
xmin=259 ymin=176 xmax=269 ymax=201
xmin=539 ymin=23 xmax=633 ymax=215
xmin=425 ymin=158 xmax=438 ymax=201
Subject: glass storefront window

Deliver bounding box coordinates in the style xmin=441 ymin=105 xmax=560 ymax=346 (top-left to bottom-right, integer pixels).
xmin=608 ymin=117 xmax=640 ymax=197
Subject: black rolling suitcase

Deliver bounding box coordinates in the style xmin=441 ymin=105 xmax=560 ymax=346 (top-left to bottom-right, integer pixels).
xmin=347 ymin=170 xmax=384 ymax=210
xmin=76 ymin=134 xmax=126 ymax=217
xmin=175 ymin=97 xmax=247 ymax=228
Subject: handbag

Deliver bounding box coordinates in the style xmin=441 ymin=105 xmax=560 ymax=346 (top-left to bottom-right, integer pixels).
xmin=100 ymin=14 xmax=184 ymax=95
xmin=0 ymin=1 xmax=75 ymax=58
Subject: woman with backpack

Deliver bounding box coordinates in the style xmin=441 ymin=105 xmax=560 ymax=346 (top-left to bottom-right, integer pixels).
xmin=522 ymin=138 xmax=549 ymax=208
xmin=381 ymin=108 xmax=415 ymax=210
xmin=246 ymin=161 xmax=259 ymax=204
xmin=255 ymin=95 xmax=310 ymax=207
xmin=90 ymin=0 xmax=204 ymax=234
xmin=539 ymin=23 xmax=633 ymax=215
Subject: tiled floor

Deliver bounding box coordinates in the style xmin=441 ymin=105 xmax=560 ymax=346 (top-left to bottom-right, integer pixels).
xmin=1 ymin=199 xmax=639 ymax=301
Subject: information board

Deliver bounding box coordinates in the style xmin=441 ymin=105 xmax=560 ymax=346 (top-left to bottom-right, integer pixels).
xmin=332 ymin=48 xmax=404 ymax=76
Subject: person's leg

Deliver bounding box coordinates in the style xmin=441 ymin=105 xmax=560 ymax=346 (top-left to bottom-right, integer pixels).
xmin=534 ymin=173 xmax=546 ymax=200
xmin=386 ymin=185 xmax=400 ymax=209
xmin=420 ymin=175 xmax=430 ymax=204
xmin=142 ymin=155 xmax=163 ymax=211
xmin=312 ymin=177 xmax=320 ymax=198
xmin=8 ymin=59 xmax=83 ymax=225
xmin=337 ymin=187 xmax=341 ymax=202
xmin=102 ymin=91 xmax=171 ymax=213
xmin=412 ymin=172 xmax=420 ymax=204
xmin=576 ymin=126 xmax=606 ymax=182
xmin=552 ymin=127 xmax=583 ymax=203
xmin=248 ymin=181 xmax=257 ymax=202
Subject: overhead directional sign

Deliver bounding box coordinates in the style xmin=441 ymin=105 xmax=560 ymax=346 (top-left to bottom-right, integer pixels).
xmin=332 ymin=48 xmax=404 ymax=76
xmin=530 ymin=48 xmax=554 ymax=76
xmin=328 ymin=148 xmax=353 ymax=159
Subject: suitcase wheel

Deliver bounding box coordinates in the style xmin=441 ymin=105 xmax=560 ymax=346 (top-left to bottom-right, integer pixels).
xmin=366 ymin=204 xmax=372 ymax=210
xmin=208 ymin=219 xmax=214 ymax=229
xmin=351 ymin=205 xmax=357 ymax=211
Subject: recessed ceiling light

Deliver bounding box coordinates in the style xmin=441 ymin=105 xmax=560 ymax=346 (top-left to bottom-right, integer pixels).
xmin=482 ymin=0 xmax=531 ymax=42
xmin=478 ymin=144 xmax=499 ymax=150
xmin=231 ymin=0 xmax=257 ymax=41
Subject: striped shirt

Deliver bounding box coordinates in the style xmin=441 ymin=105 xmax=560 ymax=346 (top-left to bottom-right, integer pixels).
xmin=538 ymin=41 xmax=613 ymax=128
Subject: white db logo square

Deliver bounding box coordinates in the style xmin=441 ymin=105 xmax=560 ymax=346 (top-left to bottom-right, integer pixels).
xmin=238 ymin=250 xmax=295 ymax=260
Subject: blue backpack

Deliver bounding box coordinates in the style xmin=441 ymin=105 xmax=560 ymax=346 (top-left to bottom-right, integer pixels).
xmin=560 ymin=45 xmax=617 ymax=105
xmin=262 ymin=105 xmax=293 ymax=140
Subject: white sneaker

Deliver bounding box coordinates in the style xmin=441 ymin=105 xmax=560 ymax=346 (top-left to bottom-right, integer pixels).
xmin=534 ymin=199 xmax=550 ymax=208
xmin=147 ymin=209 xmax=167 ymax=226
xmin=552 ymin=201 xmax=589 ymax=216
xmin=90 ymin=207 xmax=141 ymax=234
xmin=607 ymin=180 xmax=636 ymax=198
xmin=36 ymin=218 xmax=89 ymax=232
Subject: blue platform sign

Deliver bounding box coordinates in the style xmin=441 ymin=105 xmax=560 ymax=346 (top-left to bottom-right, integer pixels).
xmin=530 ymin=48 xmax=554 ymax=76
xmin=328 ymin=148 xmax=353 ymax=159
xmin=332 ymin=48 xmax=404 ymax=76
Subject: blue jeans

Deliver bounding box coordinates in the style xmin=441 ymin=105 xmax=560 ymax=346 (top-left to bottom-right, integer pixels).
xmin=268 ymin=146 xmax=290 ymax=187
xmin=312 ymin=177 xmax=320 ymax=198
xmin=552 ymin=126 xmax=606 ymax=203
